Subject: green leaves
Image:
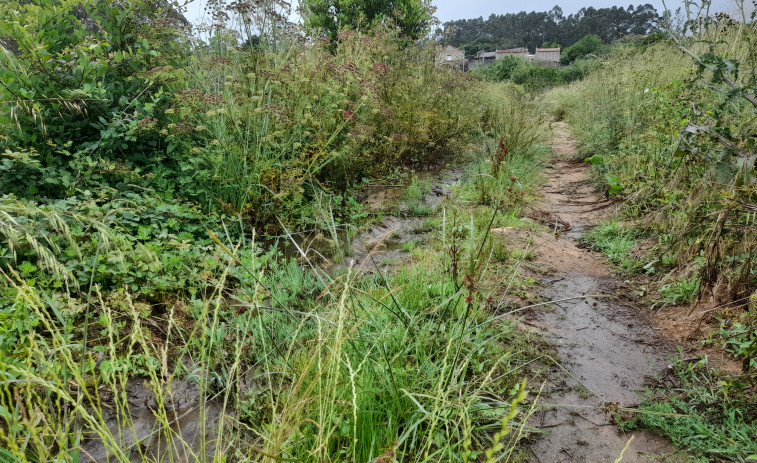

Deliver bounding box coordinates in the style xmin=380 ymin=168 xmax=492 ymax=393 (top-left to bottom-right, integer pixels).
xmin=605 ymin=173 xmax=623 ymax=195
xmin=302 ymin=0 xmax=433 ymax=44
xmin=721 ymin=322 xmax=757 ymax=372
xmin=0 ymin=0 xmax=190 ymax=199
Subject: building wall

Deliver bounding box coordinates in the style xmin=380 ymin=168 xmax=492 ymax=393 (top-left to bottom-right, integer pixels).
xmin=535 ymin=49 xmax=560 ymax=62
xmin=437 ymin=46 xmax=465 ymax=64
xmin=497 ymin=52 xmax=527 ymax=60
xmin=496 ymin=48 xmax=528 ymax=60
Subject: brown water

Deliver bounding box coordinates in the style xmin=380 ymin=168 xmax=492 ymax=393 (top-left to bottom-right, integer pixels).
xmin=81 ymin=379 xmax=222 ymax=462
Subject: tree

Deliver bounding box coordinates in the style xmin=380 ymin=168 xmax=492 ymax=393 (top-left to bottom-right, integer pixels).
xmin=474 ymin=55 xmax=524 ymax=81
xmin=441 ymin=4 xmax=660 ymax=55
xmin=560 ymin=34 xmax=609 ymax=64
xmin=301 ymin=0 xmax=433 ymax=44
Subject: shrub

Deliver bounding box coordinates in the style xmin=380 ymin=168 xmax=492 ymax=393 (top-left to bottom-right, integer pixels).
xmin=561 ymin=34 xmax=610 ymax=65
xmin=511 ymin=63 xmax=561 ymax=89
xmin=473 ymin=55 xmax=525 ymax=82
xmin=0 ymin=0 xmax=192 ymax=200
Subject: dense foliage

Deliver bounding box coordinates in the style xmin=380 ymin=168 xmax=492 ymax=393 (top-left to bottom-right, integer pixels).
xmin=0 ymin=0 xmax=483 ymax=304
xmin=560 ymin=34 xmax=609 ymax=64
xmin=559 ymin=18 xmax=757 ymax=307
xmin=472 ymin=55 xmax=599 ymax=90
xmin=0 ymin=1 xmax=554 ymax=461
xmin=440 ymin=4 xmax=659 ymax=57
xmin=301 ymin=0 xmax=434 ymax=44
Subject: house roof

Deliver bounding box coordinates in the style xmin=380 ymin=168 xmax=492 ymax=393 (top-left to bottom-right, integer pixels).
xmin=476 ymin=51 xmax=498 ymax=58
xmin=497 ymin=47 xmax=528 ymax=53
xmin=536 ymin=47 xmax=561 ymax=52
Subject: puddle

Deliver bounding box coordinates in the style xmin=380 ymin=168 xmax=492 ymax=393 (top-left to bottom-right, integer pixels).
xmin=275 ymin=165 xmax=465 ymax=274
xmin=81 ymin=165 xmax=467 ymax=461
xmin=81 ymin=379 xmax=222 ymax=462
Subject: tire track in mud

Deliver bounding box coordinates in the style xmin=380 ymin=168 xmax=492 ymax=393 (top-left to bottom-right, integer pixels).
xmin=518 ymin=122 xmax=686 ymax=462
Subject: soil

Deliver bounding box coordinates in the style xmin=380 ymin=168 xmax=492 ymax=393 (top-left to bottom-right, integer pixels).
xmin=509 ymin=122 xmax=688 ymax=462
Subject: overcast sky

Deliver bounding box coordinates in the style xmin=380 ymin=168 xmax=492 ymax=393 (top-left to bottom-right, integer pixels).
xmin=183 ymin=0 xmax=743 ymax=26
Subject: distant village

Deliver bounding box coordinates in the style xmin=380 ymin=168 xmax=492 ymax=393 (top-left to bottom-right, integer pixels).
xmin=435 ymin=45 xmax=560 ymax=71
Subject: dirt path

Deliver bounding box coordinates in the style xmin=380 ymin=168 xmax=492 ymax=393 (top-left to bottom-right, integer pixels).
xmin=521 ymin=123 xmax=684 ymax=462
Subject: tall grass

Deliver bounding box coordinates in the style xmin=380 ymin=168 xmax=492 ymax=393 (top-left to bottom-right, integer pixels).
xmin=555 ymin=23 xmax=757 ymax=305
xmin=0 ymin=201 xmax=543 ymax=462
xmin=0 ymin=56 xmax=549 ymax=461
xmin=0 ymin=1 xmax=557 ymax=460
xmin=180 ymin=27 xmax=482 ymax=230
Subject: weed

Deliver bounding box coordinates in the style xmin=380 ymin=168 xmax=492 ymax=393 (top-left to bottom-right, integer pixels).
xmin=660 ymin=278 xmax=700 ymax=305
xmin=583 ymin=221 xmax=643 ymax=273
xmin=403 ymin=174 xmax=432 ymax=203
xmin=620 ymin=358 xmax=757 ymax=461
xmin=402 ymin=240 xmax=419 ymax=252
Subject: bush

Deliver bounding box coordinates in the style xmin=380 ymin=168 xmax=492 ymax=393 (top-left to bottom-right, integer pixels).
xmin=511 ymin=63 xmax=561 ymax=89
xmin=561 ymin=34 xmax=610 ymax=65
xmin=0 ymin=0 xmax=192 ymax=200
xmin=557 ymin=58 xmax=601 ymax=83
xmin=472 ymin=55 xmax=525 ymax=82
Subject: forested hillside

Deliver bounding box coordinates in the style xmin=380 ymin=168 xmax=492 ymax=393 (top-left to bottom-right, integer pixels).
xmin=439 ymin=4 xmax=659 ymax=56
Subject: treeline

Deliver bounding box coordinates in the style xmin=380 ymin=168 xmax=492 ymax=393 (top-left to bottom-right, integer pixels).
xmin=439 ymin=4 xmax=660 ymax=56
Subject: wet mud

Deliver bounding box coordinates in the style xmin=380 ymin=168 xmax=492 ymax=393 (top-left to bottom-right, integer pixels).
xmin=81 ymin=167 xmax=466 ymax=462
xmin=82 ymin=125 xmax=687 ymax=462
xmin=518 ymin=122 xmax=685 ymax=462
xmin=276 ymin=165 xmax=465 ymax=274
xmin=346 ymin=166 xmax=463 ymax=272
xmin=81 ymin=379 xmax=221 ymax=462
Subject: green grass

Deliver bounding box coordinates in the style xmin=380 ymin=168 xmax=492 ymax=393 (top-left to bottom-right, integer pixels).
xmin=582 ymin=220 xmax=643 ymax=273
xmin=0 ymin=2 xmax=560 ymax=457
xmin=402 ymin=240 xmax=419 ymax=252
xmin=0 ymin=98 xmax=552 ymax=463
xmin=403 ymin=174 xmax=432 ymax=203
xmin=660 ymin=278 xmax=700 ymax=305
xmin=620 ymin=358 xmax=757 ymax=462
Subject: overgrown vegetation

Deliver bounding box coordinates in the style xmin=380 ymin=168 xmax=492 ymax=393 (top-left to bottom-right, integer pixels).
xmin=0 ymin=0 xmax=553 ymax=461
xmin=472 ymin=55 xmax=600 ymax=90
xmin=558 ymin=1 xmax=757 ymax=324
xmin=4 ymin=0 xmax=756 ymax=459
xmin=553 ymin=0 xmax=757 ymax=458
xmin=620 ymin=358 xmax=757 ymax=461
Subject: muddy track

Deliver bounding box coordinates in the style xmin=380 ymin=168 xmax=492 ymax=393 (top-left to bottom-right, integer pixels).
xmin=521 ymin=123 xmax=685 ymax=462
